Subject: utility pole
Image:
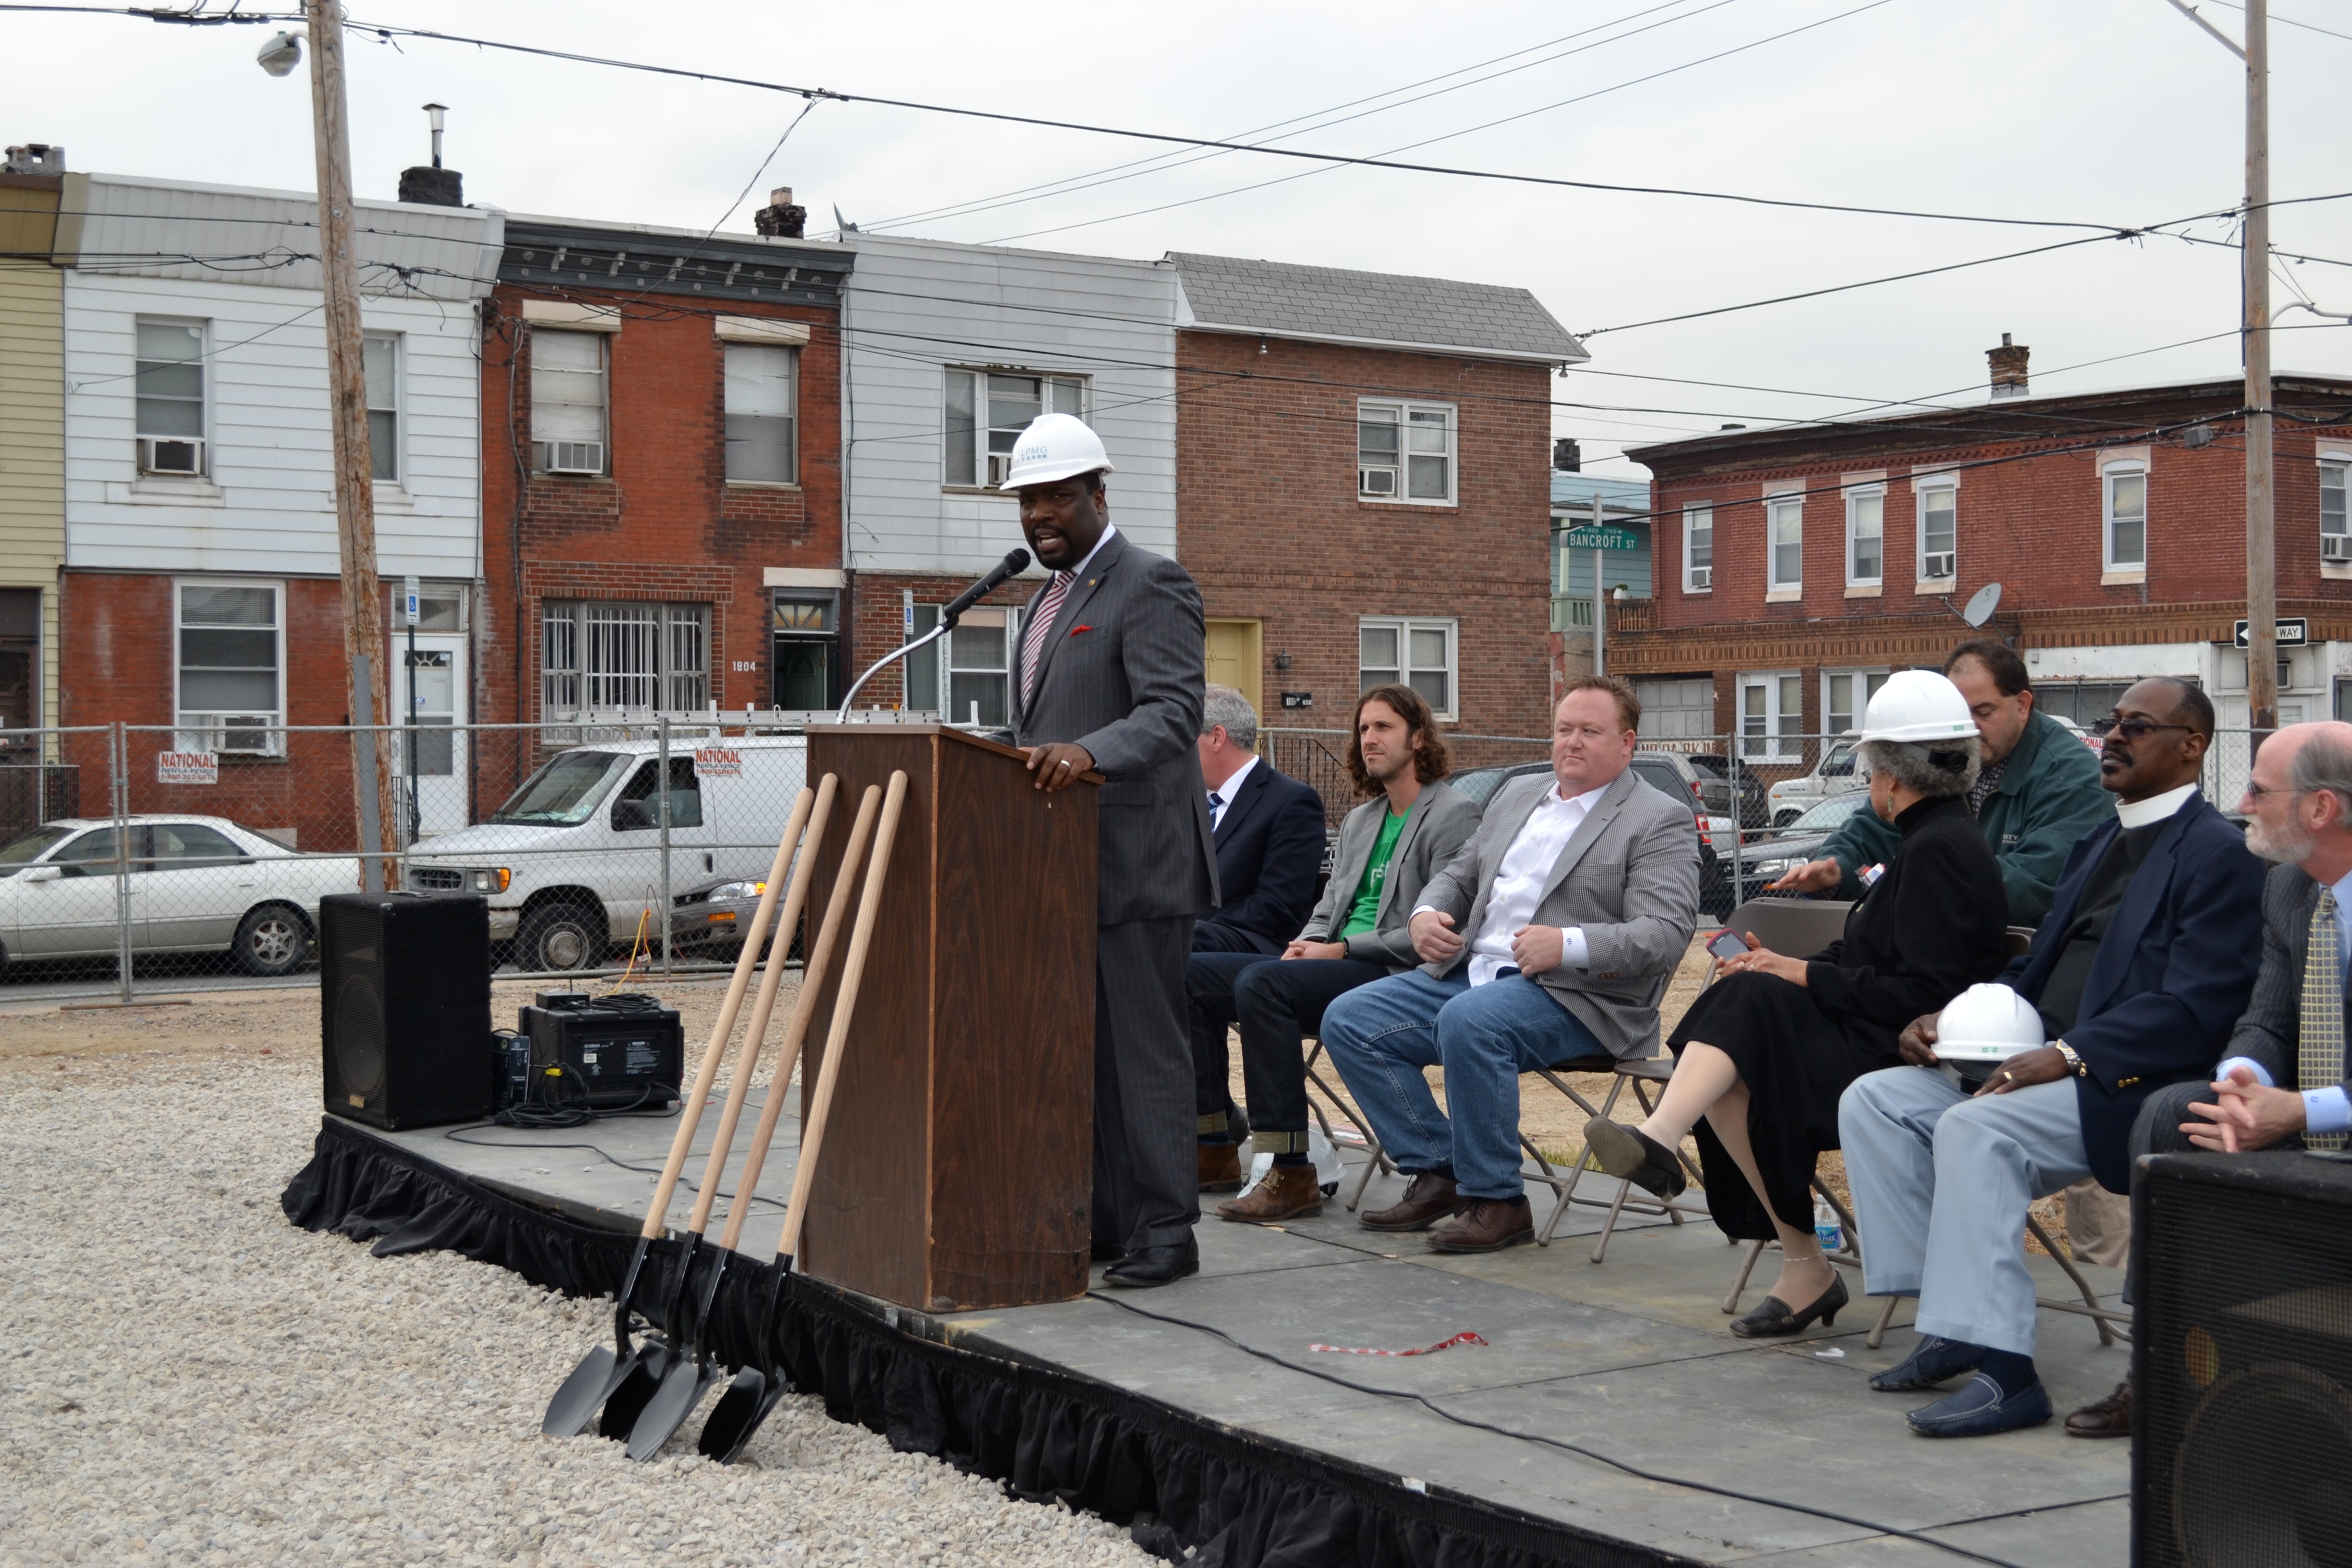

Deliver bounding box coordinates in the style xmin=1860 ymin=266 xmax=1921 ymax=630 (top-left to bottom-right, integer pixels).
xmin=305 ymin=0 xmax=399 ymax=889
xmin=1591 ymin=494 xmax=1606 ymax=677
xmin=2244 ymin=0 xmax=2276 ymax=741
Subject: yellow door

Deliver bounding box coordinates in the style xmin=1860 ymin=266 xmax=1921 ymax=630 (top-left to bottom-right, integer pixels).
xmin=1203 ymin=620 xmax=1263 ymax=718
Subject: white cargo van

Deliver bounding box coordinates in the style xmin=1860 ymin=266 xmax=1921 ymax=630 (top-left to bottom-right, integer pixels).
xmin=407 ymin=737 xmax=807 ymax=972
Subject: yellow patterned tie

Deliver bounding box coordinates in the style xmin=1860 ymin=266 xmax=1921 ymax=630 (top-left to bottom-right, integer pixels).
xmin=2304 ymin=889 xmax=2346 ymax=1152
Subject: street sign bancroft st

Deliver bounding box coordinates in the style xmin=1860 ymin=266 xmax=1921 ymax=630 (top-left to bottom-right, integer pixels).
xmin=1559 ymin=525 xmax=1643 ymax=551
xmin=2232 ymin=617 xmax=2309 ymax=649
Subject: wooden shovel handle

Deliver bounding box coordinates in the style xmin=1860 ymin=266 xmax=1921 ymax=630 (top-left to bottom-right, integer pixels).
xmin=633 ymin=785 xmax=816 ymax=1243
xmin=718 ymin=778 xmax=884 ymax=1252
xmin=685 ymin=774 xmax=840 ymax=1237
xmin=775 ymin=769 xmax=909 ymax=1266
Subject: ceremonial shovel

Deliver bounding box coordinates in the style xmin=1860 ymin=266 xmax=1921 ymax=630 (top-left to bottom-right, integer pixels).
xmin=619 ymin=776 xmax=885 ymax=1460
xmin=699 ymin=769 xmax=910 ymax=1464
xmin=539 ymin=783 xmax=821 ymax=1439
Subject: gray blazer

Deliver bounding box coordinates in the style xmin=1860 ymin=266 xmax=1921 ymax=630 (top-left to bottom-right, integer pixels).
xmin=1297 ymin=779 xmax=1483 ymax=972
xmin=1415 ymin=767 xmax=1701 ymax=1058
xmin=2221 ymin=861 xmax=2352 ymax=1093
xmin=1012 ymin=528 xmax=1219 ymax=925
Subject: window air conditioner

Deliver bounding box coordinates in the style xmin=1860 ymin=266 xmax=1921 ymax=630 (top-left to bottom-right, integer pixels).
xmin=138 ymin=436 xmax=204 ymax=476
xmin=1359 ymin=467 xmax=1399 ymax=497
xmin=2325 ymin=534 xmax=2352 ymax=563
xmin=987 ymin=451 xmax=1012 ymax=487
xmin=218 ymin=715 xmax=274 ymax=753
xmin=1688 ymin=567 xmax=1711 ymax=590
xmin=542 ymin=441 xmax=605 ymax=475
xmin=1923 ymin=551 xmax=1955 ymax=579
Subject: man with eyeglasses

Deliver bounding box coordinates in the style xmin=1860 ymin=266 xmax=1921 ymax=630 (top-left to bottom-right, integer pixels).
xmin=1772 ymin=640 xmax=2109 ymax=927
xmin=1839 ymin=678 xmax=2264 ymax=1437
xmin=2058 ymin=719 xmax=2352 ymax=1439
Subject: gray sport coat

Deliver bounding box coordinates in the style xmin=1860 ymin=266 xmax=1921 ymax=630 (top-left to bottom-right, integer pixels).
xmin=1414 ymin=767 xmax=1701 ymax=1058
xmin=1297 ymin=780 xmax=1482 ymax=972
xmin=2220 ymin=861 xmax=2352 ymax=1094
xmin=1011 ymin=528 xmax=1219 ymax=925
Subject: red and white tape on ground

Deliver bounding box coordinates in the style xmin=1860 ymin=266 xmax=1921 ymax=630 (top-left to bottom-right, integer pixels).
xmin=1307 ymin=1331 xmax=1487 ymax=1357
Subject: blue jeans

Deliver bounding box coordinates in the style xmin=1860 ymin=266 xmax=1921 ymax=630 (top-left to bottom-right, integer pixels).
xmin=1319 ymin=967 xmax=1605 ymax=1200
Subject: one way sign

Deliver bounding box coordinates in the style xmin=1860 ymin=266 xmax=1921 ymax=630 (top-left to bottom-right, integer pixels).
xmin=2234 ymin=618 xmax=2309 ymax=649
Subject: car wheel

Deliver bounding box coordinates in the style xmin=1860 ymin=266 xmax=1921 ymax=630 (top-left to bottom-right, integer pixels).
xmin=519 ymin=903 xmax=605 ymax=974
xmin=233 ymin=903 xmax=311 ymax=977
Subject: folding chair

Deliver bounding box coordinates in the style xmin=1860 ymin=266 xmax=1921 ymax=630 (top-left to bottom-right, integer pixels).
xmin=1537 ymin=1055 xmax=1710 ymax=1258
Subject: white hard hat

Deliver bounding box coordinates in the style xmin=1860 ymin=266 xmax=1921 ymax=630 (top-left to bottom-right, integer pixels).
xmin=1856 ymin=669 xmax=1977 ymax=746
xmin=1933 ymin=983 xmax=2047 ymax=1063
xmin=998 ymin=413 xmax=1114 ymax=490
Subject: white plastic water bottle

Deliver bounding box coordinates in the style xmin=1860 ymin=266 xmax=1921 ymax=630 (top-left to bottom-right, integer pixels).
xmin=1814 ymin=1195 xmax=1842 ymax=1253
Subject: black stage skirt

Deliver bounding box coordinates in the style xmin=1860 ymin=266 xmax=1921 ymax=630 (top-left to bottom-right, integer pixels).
xmin=1666 ymin=971 xmax=1896 ymax=1242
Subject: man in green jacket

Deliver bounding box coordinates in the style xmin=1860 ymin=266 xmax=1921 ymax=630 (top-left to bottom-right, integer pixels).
xmin=1768 ymin=640 xmax=2109 ymax=927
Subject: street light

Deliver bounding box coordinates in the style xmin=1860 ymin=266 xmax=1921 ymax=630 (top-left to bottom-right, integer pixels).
xmin=255 ymin=30 xmax=303 ymax=77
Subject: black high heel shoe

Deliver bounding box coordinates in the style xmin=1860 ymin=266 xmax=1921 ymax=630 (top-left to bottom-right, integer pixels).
xmin=1729 ymin=1272 xmax=1848 ymax=1338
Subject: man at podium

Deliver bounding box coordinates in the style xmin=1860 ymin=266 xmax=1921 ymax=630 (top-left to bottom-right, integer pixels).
xmin=1005 ymin=413 xmax=1220 ymax=1289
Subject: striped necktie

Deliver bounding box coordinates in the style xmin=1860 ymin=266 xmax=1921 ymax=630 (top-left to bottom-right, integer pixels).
xmin=2303 ymin=889 xmax=2346 ymax=1151
xmin=1018 ymin=571 xmax=1073 ymax=710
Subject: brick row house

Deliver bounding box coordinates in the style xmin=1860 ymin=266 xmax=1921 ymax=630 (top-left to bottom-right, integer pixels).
xmin=1607 ymin=345 xmax=2352 ymax=793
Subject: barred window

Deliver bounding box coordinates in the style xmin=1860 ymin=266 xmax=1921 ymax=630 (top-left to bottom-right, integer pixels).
xmin=541 ymin=601 xmax=710 ymax=718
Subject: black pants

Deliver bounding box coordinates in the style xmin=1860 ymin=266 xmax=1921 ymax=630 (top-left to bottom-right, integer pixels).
xmin=1186 ymin=952 xmax=1390 ymax=1154
xmin=1094 ymin=916 xmax=1200 ymax=1253
xmin=1191 ymin=918 xmax=1281 ymax=955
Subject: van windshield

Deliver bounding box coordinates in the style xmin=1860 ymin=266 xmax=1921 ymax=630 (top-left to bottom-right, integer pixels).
xmin=493 ymin=751 xmax=629 ymax=825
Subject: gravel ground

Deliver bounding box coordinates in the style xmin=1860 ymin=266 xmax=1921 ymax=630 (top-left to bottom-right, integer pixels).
xmin=1 ymin=994 xmax=1155 ymax=1567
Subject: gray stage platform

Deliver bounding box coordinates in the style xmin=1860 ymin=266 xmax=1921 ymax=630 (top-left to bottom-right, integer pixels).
xmin=378 ymin=1096 xmax=2132 ymax=1567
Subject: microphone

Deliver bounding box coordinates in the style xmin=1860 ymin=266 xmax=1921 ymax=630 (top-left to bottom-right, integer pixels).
xmin=938 ymin=548 xmax=1031 ymax=629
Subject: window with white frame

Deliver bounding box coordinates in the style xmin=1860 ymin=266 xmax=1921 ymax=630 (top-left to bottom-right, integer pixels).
xmin=905 ymin=602 xmax=1022 ymax=727
xmin=540 ymin=601 xmax=710 ymax=718
xmin=2103 ymin=462 xmax=2147 ymax=571
xmin=1358 ymin=401 xmax=1457 ymax=504
xmin=1918 ymin=478 xmax=1957 ymax=581
xmin=2322 ymin=455 xmax=2349 ymax=564
xmin=1823 ymin=670 xmax=1889 ymax=738
xmin=724 ymin=343 xmax=798 ymax=483
xmin=1359 ymin=617 xmax=1457 ymax=718
xmin=1683 ymin=504 xmax=1713 ymax=592
xmin=176 ymin=580 xmax=282 ymax=754
xmin=362 ymin=333 xmax=399 ymax=482
xmin=1846 ymin=484 xmax=1883 ymax=586
xmin=1738 ymin=671 xmax=1802 ymax=761
xmin=531 ymin=329 xmax=608 ymax=475
xmin=1767 ymin=490 xmax=1803 ymax=591
xmin=134 ymin=318 xmax=206 ymax=476
xmin=944 ymin=370 xmax=1085 ymax=488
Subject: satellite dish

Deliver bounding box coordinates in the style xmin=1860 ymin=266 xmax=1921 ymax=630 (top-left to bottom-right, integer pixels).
xmin=1962 ymin=582 xmax=2004 ymax=628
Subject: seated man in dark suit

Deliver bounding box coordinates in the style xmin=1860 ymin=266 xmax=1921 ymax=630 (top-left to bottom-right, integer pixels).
xmin=1840 ymin=679 xmax=2265 ymax=1437
xmin=2060 ymin=718 xmax=2352 ymax=1439
xmin=1187 ymin=684 xmax=1480 ymax=1217
xmin=1191 ymin=685 xmax=1326 ymax=955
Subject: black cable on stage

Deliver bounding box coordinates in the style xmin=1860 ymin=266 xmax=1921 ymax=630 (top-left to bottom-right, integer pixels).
xmin=1083 ymin=1288 xmax=2109 ymax=1568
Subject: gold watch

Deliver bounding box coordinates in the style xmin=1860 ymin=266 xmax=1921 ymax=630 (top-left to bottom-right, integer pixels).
xmin=2053 ymin=1040 xmax=2088 ymax=1079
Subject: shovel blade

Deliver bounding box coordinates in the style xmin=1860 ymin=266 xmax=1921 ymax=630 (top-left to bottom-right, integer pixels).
xmin=596 ymin=1341 xmax=671 ymax=1440
xmin=696 ymin=1367 xmax=780 ymax=1465
xmin=625 ymin=1355 xmax=718 ymax=1461
xmin=543 ymin=1344 xmax=632 ymax=1437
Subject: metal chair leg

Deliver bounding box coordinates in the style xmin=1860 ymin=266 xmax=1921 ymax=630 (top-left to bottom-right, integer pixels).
xmin=1868 ymin=1293 xmax=1899 ymax=1351
xmin=1302 ymin=1040 xmax=1392 ymax=1212
xmin=1723 ymin=1239 xmax=1765 ymax=1314
xmin=2028 ymin=1214 xmax=2128 ymax=1347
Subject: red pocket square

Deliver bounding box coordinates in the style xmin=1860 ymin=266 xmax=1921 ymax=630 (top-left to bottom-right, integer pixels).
xmin=1069 ymin=624 xmax=1094 ymax=636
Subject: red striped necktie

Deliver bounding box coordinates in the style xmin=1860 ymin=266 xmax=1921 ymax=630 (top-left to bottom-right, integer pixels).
xmin=1019 ymin=571 xmax=1073 ymax=709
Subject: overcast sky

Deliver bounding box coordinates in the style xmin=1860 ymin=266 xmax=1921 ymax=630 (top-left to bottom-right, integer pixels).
xmin=9 ymin=0 xmax=2350 ymax=474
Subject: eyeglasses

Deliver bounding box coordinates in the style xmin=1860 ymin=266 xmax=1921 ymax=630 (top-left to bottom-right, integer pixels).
xmin=2242 ymin=782 xmax=2308 ymax=801
xmin=2091 ymin=716 xmax=2194 ymax=741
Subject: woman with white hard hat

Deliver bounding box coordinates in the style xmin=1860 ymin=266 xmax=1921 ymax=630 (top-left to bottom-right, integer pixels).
xmin=1583 ymin=670 xmax=2011 ymax=1335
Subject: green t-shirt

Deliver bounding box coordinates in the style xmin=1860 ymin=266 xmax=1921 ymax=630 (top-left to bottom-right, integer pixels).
xmin=1339 ymin=808 xmax=1411 ymax=940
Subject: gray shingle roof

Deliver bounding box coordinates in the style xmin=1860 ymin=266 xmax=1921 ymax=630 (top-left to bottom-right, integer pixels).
xmin=1166 ymin=251 xmax=1584 ymax=363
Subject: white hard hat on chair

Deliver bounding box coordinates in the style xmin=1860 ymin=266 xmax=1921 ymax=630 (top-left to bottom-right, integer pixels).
xmin=1855 ymin=669 xmax=1976 ymax=746
xmin=998 ymin=413 xmax=1115 ymax=489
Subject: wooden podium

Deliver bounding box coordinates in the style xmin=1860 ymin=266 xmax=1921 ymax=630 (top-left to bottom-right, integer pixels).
xmin=796 ymin=723 xmax=1097 ymax=1312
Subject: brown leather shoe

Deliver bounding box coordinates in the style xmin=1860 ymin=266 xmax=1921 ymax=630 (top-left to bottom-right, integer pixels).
xmin=1360 ymin=1171 xmax=1469 ymax=1232
xmin=1427 ymin=1195 xmax=1534 ymax=1254
xmin=1197 ymin=1142 xmax=1243 ymax=1193
xmin=1218 ymin=1163 xmax=1324 ymax=1224
xmin=2064 ymin=1380 xmax=2132 ymax=1438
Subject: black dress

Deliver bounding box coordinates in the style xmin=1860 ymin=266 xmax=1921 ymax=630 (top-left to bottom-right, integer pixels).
xmin=1668 ymin=793 xmax=2008 ymax=1241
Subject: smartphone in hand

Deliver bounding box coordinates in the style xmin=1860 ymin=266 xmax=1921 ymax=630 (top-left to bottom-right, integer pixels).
xmin=1707 ymin=928 xmax=1750 ymax=962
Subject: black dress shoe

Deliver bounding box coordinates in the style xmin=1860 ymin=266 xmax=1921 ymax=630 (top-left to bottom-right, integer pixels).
xmin=1729 ymin=1273 xmax=1848 ymax=1338
xmin=1102 ymin=1237 xmax=1199 ymax=1289
xmin=1090 ymin=1241 xmax=1126 ymax=1263
xmin=1581 ymin=1119 xmax=1688 ymax=1199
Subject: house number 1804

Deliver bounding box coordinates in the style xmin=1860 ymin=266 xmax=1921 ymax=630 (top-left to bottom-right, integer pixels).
xmin=731 ymin=660 xmax=758 ymax=673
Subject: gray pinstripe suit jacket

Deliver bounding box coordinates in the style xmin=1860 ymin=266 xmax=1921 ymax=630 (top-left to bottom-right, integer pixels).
xmin=1012 ymin=528 xmax=1219 ymax=925
xmin=2222 ymin=861 xmax=2352 ymax=1094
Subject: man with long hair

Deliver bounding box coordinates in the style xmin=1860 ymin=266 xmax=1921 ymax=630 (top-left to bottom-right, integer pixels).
xmin=1186 ymin=683 xmax=1482 ymax=1222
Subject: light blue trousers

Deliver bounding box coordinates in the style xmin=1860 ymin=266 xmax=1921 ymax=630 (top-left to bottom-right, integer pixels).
xmin=1838 ymin=1067 xmax=2091 ymax=1358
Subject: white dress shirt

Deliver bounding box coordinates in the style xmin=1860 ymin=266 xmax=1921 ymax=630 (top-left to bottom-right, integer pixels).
xmin=1420 ymin=779 xmax=1609 ymax=986
xmin=1207 ymin=751 xmax=1258 ymax=832
xmin=2215 ymin=860 xmax=2352 ymax=1135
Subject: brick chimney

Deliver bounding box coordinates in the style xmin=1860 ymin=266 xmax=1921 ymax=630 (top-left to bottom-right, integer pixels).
xmin=753 ymin=186 xmax=807 ymax=239
xmin=1988 ymin=333 xmax=2030 ymax=400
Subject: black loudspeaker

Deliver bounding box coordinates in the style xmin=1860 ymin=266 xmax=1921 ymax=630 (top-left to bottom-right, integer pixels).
xmin=2135 ymin=1151 xmax=2352 ymax=1568
xmin=320 ymin=891 xmax=492 ymax=1130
